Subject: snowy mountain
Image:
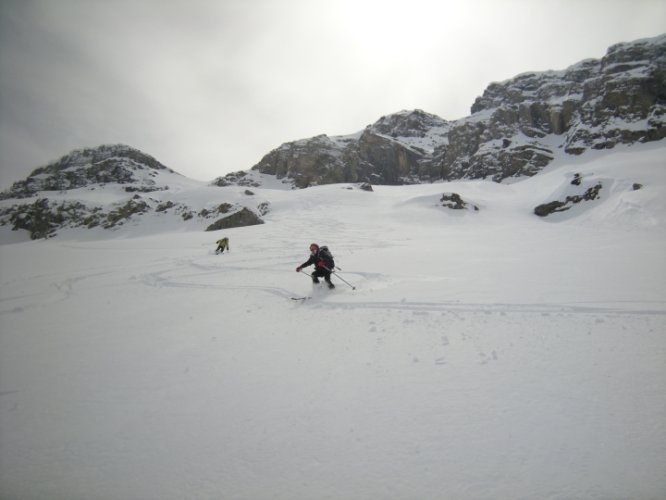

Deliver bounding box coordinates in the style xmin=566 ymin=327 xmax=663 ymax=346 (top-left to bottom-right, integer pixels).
xmin=224 ymin=109 xmax=451 ymax=188
xmin=0 ymin=144 xmax=270 ymax=240
xmin=0 ymin=144 xmax=178 ymax=198
xmin=1 ymin=141 xmax=665 ymax=499
xmin=218 ymin=33 xmax=665 ymax=187
xmin=0 ymin=33 xmax=664 ymax=241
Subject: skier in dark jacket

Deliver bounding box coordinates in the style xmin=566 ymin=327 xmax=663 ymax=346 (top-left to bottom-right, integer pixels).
xmin=296 ymin=243 xmax=335 ymax=289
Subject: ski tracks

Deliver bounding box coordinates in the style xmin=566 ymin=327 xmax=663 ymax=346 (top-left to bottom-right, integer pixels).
xmin=132 ymin=255 xmax=666 ymax=319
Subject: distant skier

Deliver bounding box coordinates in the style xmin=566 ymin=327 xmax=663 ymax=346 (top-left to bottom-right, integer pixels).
xmin=296 ymin=243 xmax=335 ymax=289
xmin=215 ymin=237 xmax=230 ymax=254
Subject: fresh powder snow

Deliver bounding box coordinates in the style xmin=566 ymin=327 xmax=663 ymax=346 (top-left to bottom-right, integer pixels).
xmin=0 ymin=143 xmax=665 ymax=499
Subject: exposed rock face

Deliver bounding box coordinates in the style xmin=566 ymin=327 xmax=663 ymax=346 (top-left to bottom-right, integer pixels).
xmin=1 ymin=195 xmax=153 ymax=239
xmin=251 ymin=134 xmax=349 ymax=188
xmin=217 ymin=33 xmax=665 ymax=187
xmin=469 ymin=34 xmax=666 ymax=164
xmin=227 ymin=110 xmax=449 ymax=188
xmin=0 ymin=144 xmax=175 ymax=199
xmin=440 ymin=193 xmax=479 ymax=212
xmin=0 ymin=144 xmax=267 ymax=239
xmin=212 ymin=170 xmax=262 ymax=187
xmin=2 ymin=35 xmax=665 ymax=239
xmin=352 ymin=130 xmax=425 ymax=185
xmin=534 ymin=182 xmax=603 ymax=217
xmin=205 ymin=207 xmax=264 ymax=231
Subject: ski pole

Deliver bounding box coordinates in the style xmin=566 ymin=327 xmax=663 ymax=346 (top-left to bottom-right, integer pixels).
xmin=324 ymin=266 xmax=356 ymax=290
xmin=333 ymin=273 xmax=356 ymax=290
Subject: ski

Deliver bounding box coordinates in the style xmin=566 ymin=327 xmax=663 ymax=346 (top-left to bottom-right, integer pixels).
xmin=291 ymin=296 xmax=311 ymax=301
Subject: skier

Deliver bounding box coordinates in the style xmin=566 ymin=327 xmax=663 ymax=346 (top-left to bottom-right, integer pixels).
xmin=215 ymin=237 xmax=230 ymax=254
xmin=296 ymin=243 xmax=335 ymax=289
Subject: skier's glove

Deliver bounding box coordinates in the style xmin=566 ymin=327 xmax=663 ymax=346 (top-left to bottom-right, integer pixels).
xmin=296 ymin=267 xmax=301 ymax=272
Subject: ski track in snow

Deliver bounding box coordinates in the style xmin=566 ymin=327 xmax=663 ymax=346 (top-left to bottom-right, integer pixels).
xmin=115 ymin=255 xmax=666 ymax=317
xmin=3 ymin=249 xmax=663 ymax=319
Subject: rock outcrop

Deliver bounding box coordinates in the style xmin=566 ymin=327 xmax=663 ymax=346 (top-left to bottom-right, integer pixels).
xmin=205 ymin=207 xmax=264 ymax=231
xmin=215 ymin=33 xmax=665 ymax=187
xmin=0 ymin=144 xmax=176 ymax=199
xmin=2 ymin=34 xmax=665 ymax=239
xmin=0 ymin=144 xmax=267 ymax=239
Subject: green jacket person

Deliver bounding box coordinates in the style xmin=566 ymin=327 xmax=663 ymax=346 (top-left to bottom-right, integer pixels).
xmin=215 ymin=237 xmax=230 ymax=254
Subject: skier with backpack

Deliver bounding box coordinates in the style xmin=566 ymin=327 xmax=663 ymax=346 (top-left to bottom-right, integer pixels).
xmin=296 ymin=243 xmax=335 ymax=289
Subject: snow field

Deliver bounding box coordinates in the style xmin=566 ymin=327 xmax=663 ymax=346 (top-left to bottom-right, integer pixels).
xmin=1 ymin=143 xmax=665 ymax=499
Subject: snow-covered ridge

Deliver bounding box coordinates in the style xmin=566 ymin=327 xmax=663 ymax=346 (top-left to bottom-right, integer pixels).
xmin=0 ymin=144 xmax=185 ymax=200
xmin=1 ymin=34 xmax=665 ymax=240
xmin=222 ymin=33 xmax=665 ymax=188
xmin=0 ymin=141 xmax=664 ymax=242
xmin=0 ymin=143 xmax=268 ymax=239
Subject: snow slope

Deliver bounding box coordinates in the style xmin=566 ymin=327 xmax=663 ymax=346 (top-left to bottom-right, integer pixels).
xmin=1 ymin=143 xmax=665 ymax=499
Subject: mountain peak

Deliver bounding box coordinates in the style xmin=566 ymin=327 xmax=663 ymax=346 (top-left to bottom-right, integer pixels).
xmin=35 ymin=143 xmax=171 ymax=174
xmin=1 ymin=144 xmax=178 ymax=199
xmin=233 ymin=33 xmax=665 ymax=187
xmin=369 ymin=109 xmax=449 ymax=139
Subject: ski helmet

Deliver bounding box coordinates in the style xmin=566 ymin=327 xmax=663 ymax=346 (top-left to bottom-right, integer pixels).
xmin=309 ymin=243 xmax=319 ymax=252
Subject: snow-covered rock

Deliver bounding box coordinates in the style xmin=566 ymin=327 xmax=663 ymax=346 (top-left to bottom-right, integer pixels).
xmin=2 ymin=34 xmax=665 ymax=239
xmin=218 ymin=33 xmax=665 ymax=187
xmin=0 ymin=145 xmax=269 ymax=239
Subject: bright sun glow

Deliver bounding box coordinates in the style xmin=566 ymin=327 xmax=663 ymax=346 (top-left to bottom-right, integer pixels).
xmin=332 ymin=0 xmax=483 ymax=60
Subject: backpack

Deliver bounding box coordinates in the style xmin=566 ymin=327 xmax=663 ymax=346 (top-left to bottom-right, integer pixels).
xmin=319 ymin=246 xmax=335 ymax=269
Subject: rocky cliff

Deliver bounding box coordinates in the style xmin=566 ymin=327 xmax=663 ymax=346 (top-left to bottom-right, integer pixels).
xmin=214 ymin=110 xmax=450 ymax=188
xmin=0 ymin=144 xmax=176 ymax=199
xmin=2 ymin=34 xmax=665 ymax=240
xmin=0 ymin=144 xmax=267 ymax=239
xmin=215 ymin=33 xmax=665 ymax=187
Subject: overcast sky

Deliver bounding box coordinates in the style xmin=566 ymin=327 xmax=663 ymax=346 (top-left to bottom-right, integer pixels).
xmin=1 ymin=0 xmax=665 ymax=186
